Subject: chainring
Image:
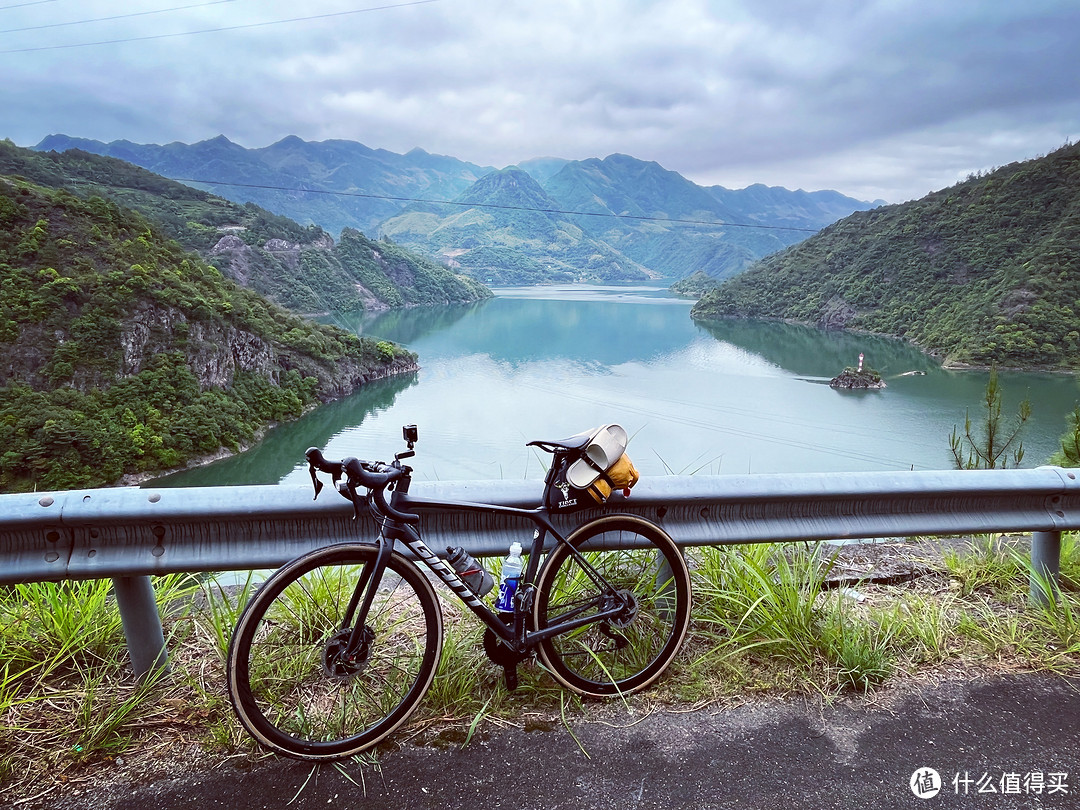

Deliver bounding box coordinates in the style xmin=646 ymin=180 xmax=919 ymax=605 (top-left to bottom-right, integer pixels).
xmin=483 ymin=626 xmax=530 ymax=668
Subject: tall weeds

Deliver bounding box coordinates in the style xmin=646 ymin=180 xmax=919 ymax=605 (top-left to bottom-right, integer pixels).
xmin=692 ymin=536 xmax=1080 ymax=696
xmin=694 ymin=543 xmax=827 ymax=669
xmin=3 ymin=534 xmax=1080 ymax=806
xmin=692 ymin=542 xmax=899 ymax=691
xmin=0 ymin=575 xmax=199 ymax=791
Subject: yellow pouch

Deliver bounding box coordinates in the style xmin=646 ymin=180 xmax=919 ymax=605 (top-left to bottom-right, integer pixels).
xmin=584 ymin=453 xmax=640 ymax=503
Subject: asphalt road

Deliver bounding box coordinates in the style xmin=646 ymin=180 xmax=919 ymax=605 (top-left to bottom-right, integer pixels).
xmin=50 ymin=673 xmax=1080 ymax=810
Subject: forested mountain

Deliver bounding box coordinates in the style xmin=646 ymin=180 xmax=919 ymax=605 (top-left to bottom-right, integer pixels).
xmin=378 ymin=167 xmax=651 ymax=283
xmin=540 ymin=154 xmax=865 ymax=280
xmin=32 ymin=135 xmax=877 ymax=283
xmin=3 ymin=142 xmax=490 ymax=313
xmin=377 ymin=157 xmax=881 ymax=283
xmin=691 ymin=142 xmax=1080 ymax=370
xmin=34 ymin=133 xmax=493 ymax=236
xmin=0 ymin=170 xmax=417 ymax=492
xmin=517 ymin=157 xmax=572 ymax=183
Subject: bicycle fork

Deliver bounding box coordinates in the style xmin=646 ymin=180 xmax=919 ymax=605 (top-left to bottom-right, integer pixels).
xmin=325 ymin=535 xmax=395 ymax=675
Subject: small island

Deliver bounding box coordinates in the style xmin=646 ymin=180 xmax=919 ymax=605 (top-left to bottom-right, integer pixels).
xmin=830 ymin=366 xmax=886 ymax=390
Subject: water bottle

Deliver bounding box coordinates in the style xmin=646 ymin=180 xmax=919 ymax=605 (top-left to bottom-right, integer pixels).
xmin=445 ymin=546 xmax=494 ymax=597
xmin=494 ymin=542 xmax=523 ymax=613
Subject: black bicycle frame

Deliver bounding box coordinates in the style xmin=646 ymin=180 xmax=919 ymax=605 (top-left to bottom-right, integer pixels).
xmin=347 ymin=482 xmax=629 ymax=653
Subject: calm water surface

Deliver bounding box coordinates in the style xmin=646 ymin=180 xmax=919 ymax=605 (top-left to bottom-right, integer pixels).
xmin=156 ymin=286 xmax=1080 ymax=487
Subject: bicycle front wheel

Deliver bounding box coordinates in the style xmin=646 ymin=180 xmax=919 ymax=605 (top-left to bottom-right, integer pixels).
xmin=533 ymin=515 xmax=691 ymax=697
xmin=227 ymin=543 xmax=442 ymax=760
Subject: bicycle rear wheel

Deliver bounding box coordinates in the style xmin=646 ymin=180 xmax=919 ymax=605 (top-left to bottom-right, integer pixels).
xmin=227 ymin=543 xmax=442 ymax=760
xmin=533 ymin=515 xmax=691 ymax=697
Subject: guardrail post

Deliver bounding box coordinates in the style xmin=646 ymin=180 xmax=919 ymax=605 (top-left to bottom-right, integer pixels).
xmin=113 ymin=575 xmax=169 ymax=678
xmin=1030 ymin=530 xmax=1062 ymax=607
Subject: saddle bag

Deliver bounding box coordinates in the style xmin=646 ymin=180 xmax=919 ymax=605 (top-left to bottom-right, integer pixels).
xmin=546 ymin=424 xmax=640 ymax=511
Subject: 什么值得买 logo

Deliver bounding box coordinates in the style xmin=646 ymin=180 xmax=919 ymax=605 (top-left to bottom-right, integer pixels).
xmin=911 ymin=768 xmax=941 ymax=799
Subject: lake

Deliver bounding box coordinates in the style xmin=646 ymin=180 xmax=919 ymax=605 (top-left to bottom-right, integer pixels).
xmin=155 ymin=285 xmax=1080 ymax=488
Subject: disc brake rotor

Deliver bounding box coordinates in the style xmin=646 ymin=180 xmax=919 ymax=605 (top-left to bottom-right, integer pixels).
xmin=322 ymin=626 xmax=374 ymax=678
xmin=607 ymin=590 xmax=639 ymax=629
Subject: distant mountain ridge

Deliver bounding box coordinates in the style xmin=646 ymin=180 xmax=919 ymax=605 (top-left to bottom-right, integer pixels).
xmin=538 ymin=153 xmax=871 ymax=280
xmin=33 ymin=134 xmax=879 ymax=283
xmin=380 ymin=166 xmax=651 ymax=283
xmin=34 ymin=133 xmax=494 ymax=237
xmin=691 ymin=141 xmax=1080 ymax=370
xmin=5 ymin=141 xmax=490 ymax=313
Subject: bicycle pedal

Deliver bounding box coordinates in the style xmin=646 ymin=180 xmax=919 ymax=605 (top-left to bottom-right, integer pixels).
xmin=503 ymin=665 xmax=519 ymax=691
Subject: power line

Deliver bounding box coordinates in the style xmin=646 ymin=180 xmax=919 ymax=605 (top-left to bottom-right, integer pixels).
xmin=173 ymin=177 xmax=821 ymax=233
xmin=0 ymin=0 xmax=238 ymax=35
xmin=0 ymin=0 xmax=57 ymax=10
xmin=0 ymin=0 xmax=440 ymax=53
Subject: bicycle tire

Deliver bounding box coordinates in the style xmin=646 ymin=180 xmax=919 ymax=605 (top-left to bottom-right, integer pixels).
xmin=227 ymin=543 xmax=443 ymax=760
xmin=532 ymin=515 xmax=691 ymax=697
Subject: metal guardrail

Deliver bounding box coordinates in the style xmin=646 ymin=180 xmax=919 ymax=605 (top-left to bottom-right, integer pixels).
xmin=3 ymin=467 xmax=1079 ymax=675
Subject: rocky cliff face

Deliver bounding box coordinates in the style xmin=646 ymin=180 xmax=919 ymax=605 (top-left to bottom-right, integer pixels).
xmin=206 ymin=227 xmax=489 ymax=314
xmin=817 ymin=297 xmax=857 ymax=330
xmin=115 ymin=302 xmax=417 ymax=400
xmin=119 ymin=304 xmax=276 ymax=387
xmin=316 ymin=354 xmax=419 ymax=401
xmin=209 ymin=234 xmax=254 ymax=284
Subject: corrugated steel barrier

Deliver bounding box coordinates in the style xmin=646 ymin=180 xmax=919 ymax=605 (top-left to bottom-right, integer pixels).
xmin=3 ymin=466 xmax=1079 ymax=674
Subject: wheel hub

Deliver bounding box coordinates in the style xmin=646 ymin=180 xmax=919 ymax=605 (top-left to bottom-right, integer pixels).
xmin=608 ymin=589 xmax=639 ymax=629
xmin=322 ymin=626 xmax=374 ymax=678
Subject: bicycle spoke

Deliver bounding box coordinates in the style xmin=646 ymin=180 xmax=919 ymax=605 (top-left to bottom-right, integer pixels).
xmin=534 ymin=516 xmax=691 ymax=696
xmin=228 ymin=545 xmax=442 ymax=759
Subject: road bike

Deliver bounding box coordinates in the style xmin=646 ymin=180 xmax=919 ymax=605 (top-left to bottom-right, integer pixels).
xmin=226 ymin=424 xmax=692 ymax=760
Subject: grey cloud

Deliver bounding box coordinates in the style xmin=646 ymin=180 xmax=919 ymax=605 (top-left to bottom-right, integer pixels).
xmin=4 ymin=0 xmax=1079 ymax=202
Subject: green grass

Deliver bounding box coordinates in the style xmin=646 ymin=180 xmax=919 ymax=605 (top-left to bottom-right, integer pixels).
xmin=943 ymin=535 xmax=1030 ymax=596
xmin=689 ymin=535 xmax=1080 ymax=697
xmin=3 ymin=535 xmax=1080 ymax=806
xmin=197 ymin=571 xmax=258 ymax=661
xmin=820 ymin=606 xmax=896 ymax=692
xmin=693 ymin=543 xmax=831 ymax=672
xmin=0 ymin=574 xmax=201 ymax=793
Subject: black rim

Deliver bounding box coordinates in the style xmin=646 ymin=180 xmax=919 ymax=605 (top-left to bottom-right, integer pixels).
xmin=229 ymin=546 xmax=441 ymax=757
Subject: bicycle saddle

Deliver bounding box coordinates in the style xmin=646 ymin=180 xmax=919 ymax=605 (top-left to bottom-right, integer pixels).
xmin=526 ymin=430 xmax=593 ymax=453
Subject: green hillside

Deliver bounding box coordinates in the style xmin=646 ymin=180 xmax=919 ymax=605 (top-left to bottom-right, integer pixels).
xmin=691 ymin=142 xmax=1080 ymax=370
xmin=33 ymin=135 xmax=875 ymax=285
xmin=0 ymin=174 xmax=416 ymax=492
xmin=381 ymin=156 xmax=877 ymax=284
xmin=379 ymin=167 xmax=652 ymax=283
xmin=541 ymin=154 xmax=842 ymax=280
xmin=7 ymin=141 xmax=490 ymax=313
xmin=208 ymin=227 xmax=491 ymax=313
xmin=34 ymin=133 xmax=494 ymax=236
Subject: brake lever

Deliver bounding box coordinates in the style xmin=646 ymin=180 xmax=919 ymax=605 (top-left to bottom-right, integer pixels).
xmin=344 ymin=478 xmax=363 ymax=521
xmin=308 ymin=464 xmax=324 ymax=500
xmin=309 ymin=461 xmax=343 ymax=501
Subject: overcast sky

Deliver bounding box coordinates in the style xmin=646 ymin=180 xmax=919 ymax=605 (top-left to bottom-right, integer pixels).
xmin=3 ymin=0 xmax=1079 ymax=203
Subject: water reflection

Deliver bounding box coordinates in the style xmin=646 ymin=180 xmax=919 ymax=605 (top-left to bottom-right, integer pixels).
xmin=151 ymin=287 xmax=1080 ymax=488
xmin=695 ymin=319 xmax=939 ymax=379
xmin=367 ymin=295 xmax=700 ymax=367
xmin=695 ymin=317 xmax=1080 ymax=434
xmin=323 ymin=302 xmax=486 ymax=347
xmin=154 ymin=373 xmax=418 ymax=487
